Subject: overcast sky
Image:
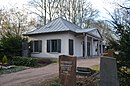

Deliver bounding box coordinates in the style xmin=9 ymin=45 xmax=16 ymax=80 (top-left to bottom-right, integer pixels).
xmin=0 ymin=0 xmax=126 ymax=20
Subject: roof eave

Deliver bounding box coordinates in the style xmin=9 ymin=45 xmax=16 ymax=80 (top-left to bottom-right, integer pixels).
xmin=23 ymin=30 xmax=76 ymax=36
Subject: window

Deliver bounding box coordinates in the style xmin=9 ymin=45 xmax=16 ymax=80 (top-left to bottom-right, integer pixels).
xmin=69 ymin=39 xmax=74 ymax=55
xmin=47 ymin=39 xmax=61 ymax=53
xmin=31 ymin=40 xmax=42 ymax=53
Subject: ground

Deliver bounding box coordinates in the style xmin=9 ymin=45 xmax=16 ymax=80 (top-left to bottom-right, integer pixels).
xmin=0 ymin=57 xmax=100 ymax=86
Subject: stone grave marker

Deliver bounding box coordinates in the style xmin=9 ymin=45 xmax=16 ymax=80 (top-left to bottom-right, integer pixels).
xmin=22 ymin=42 xmax=29 ymax=57
xmin=100 ymin=57 xmax=119 ymax=86
xmin=59 ymin=55 xmax=76 ymax=86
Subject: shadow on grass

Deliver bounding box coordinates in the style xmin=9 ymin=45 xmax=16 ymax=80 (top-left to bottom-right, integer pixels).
xmin=0 ymin=66 xmax=27 ymax=75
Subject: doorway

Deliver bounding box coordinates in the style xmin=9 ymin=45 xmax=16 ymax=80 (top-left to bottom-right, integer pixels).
xmin=82 ymin=41 xmax=85 ymax=57
xmin=87 ymin=42 xmax=91 ymax=56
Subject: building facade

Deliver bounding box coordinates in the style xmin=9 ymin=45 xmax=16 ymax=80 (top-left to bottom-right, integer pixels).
xmin=24 ymin=17 xmax=103 ymax=58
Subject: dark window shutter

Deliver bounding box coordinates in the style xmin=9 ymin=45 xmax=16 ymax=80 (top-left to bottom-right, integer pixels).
xmin=47 ymin=40 xmax=50 ymax=53
xmin=69 ymin=39 xmax=73 ymax=55
xmin=39 ymin=40 xmax=42 ymax=52
xmin=57 ymin=39 xmax=61 ymax=53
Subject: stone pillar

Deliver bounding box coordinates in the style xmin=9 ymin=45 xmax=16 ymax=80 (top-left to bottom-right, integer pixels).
xmin=97 ymin=40 xmax=100 ymax=56
xmin=22 ymin=42 xmax=29 ymax=57
xmin=84 ymin=35 xmax=87 ymax=57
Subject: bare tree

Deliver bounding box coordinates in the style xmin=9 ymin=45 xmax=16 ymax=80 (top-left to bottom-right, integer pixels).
xmin=28 ymin=0 xmax=99 ymax=28
xmin=0 ymin=7 xmax=35 ymax=37
xmin=93 ymin=20 xmax=113 ymax=43
xmin=107 ymin=1 xmax=130 ymax=85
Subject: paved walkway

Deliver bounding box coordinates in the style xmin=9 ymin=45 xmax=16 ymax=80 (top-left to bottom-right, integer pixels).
xmin=0 ymin=57 xmax=100 ymax=86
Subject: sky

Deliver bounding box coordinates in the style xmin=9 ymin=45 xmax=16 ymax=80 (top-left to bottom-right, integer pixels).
xmin=0 ymin=0 xmax=126 ymax=20
xmin=0 ymin=0 xmax=27 ymax=8
xmin=89 ymin=0 xmax=125 ymax=19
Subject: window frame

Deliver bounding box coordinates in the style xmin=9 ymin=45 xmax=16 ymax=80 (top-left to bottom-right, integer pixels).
xmin=47 ymin=39 xmax=61 ymax=53
xmin=31 ymin=40 xmax=42 ymax=53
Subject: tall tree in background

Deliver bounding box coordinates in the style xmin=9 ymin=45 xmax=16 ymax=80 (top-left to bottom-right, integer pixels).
xmin=28 ymin=0 xmax=58 ymax=25
xmin=93 ymin=20 xmax=113 ymax=43
xmin=0 ymin=7 xmax=35 ymax=57
xmin=28 ymin=0 xmax=98 ymax=28
xmin=0 ymin=7 xmax=35 ymax=37
xmin=108 ymin=1 xmax=130 ymax=85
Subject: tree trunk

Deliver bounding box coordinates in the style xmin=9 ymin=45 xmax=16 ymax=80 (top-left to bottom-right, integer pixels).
xmin=44 ymin=0 xmax=46 ymax=25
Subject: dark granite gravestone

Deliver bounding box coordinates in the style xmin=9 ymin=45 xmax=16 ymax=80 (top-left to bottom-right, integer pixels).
xmin=22 ymin=42 xmax=29 ymax=57
xmin=59 ymin=55 xmax=76 ymax=86
xmin=100 ymin=57 xmax=119 ymax=86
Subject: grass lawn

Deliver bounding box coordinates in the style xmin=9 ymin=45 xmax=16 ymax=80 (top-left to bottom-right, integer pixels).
xmin=0 ymin=66 xmax=27 ymax=75
xmin=0 ymin=57 xmax=57 ymax=75
xmin=89 ymin=65 xmax=130 ymax=74
xmin=89 ymin=65 xmax=100 ymax=71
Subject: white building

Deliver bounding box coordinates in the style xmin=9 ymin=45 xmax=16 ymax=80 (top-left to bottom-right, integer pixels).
xmin=24 ymin=17 xmax=103 ymax=58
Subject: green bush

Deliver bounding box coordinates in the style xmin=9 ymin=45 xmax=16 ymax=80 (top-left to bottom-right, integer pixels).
xmin=0 ymin=52 xmax=4 ymax=62
xmin=2 ymin=55 xmax=8 ymax=64
xmin=0 ymin=33 xmax=28 ymax=58
xmin=49 ymin=83 xmax=63 ymax=86
xmin=1 ymin=35 xmax=22 ymax=56
xmin=12 ymin=57 xmax=38 ymax=67
xmin=37 ymin=58 xmax=52 ymax=64
xmin=11 ymin=57 xmax=54 ymax=67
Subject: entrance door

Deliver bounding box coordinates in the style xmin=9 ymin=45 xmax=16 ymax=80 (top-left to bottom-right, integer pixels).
xmin=82 ymin=41 xmax=85 ymax=57
xmin=69 ymin=39 xmax=73 ymax=55
xmin=87 ymin=42 xmax=91 ymax=56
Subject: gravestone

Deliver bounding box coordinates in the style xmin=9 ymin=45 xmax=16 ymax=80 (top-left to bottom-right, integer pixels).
xmin=22 ymin=42 xmax=29 ymax=57
xmin=59 ymin=55 xmax=76 ymax=86
xmin=100 ymin=57 xmax=119 ymax=86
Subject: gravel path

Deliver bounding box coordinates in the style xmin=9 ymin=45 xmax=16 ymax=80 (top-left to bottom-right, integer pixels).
xmin=77 ymin=57 xmax=100 ymax=67
xmin=0 ymin=57 xmax=100 ymax=86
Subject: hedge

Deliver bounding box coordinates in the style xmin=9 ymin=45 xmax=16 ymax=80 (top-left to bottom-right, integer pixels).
xmin=11 ymin=57 xmax=54 ymax=67
xmin=11 ymin=57 xmax=38 ymax=67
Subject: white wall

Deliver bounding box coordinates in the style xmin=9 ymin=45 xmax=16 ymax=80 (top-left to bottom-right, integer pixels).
xmin=28 ymin=32 xmax=83 ymax=58
xmin=89 ymin=30 xmax=101 ymax=38
xmin=66 ymin=33 xmax=83 ymax=57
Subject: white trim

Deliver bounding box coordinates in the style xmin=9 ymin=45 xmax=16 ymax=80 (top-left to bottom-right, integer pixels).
xmin=86 ymin=33 xmax=102 ymax=41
